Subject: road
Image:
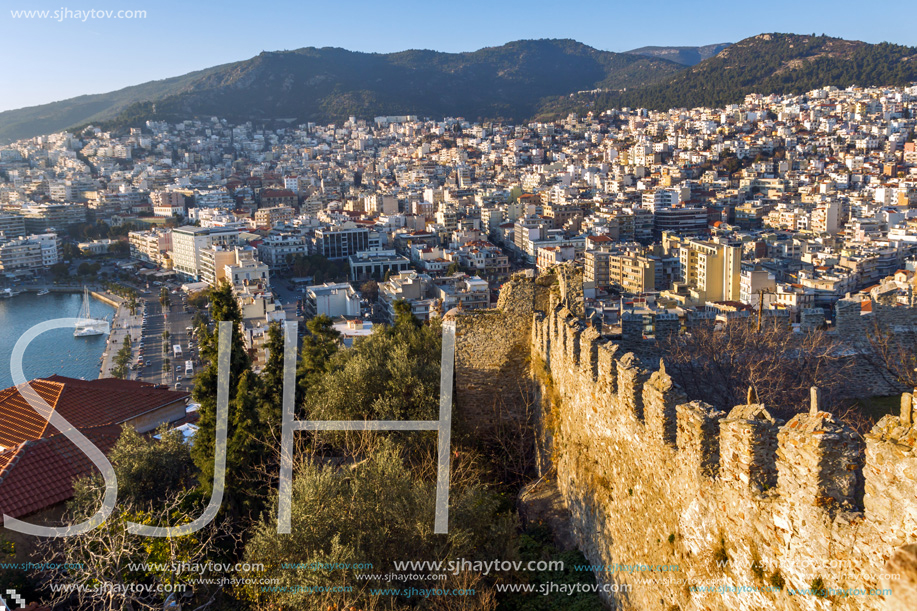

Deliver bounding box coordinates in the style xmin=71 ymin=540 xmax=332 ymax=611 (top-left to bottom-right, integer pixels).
xmin=137 ymin=290 xmax=196 ymax=389
xmin=99 ymin=286 xmax=198 ymax=390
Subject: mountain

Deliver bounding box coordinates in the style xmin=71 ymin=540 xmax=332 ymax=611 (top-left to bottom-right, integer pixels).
xmin=540 ymin=34 xmax=917 ymax=117
xmin=0 ymin=62 xmax=248 ymax=144
xmin=0 ymin=40 xmax=683 ymax=143
xmin=5 ymin=33 xmax=916 ymax=143
xmin=625 ymin=43 xmax=732 ymax=66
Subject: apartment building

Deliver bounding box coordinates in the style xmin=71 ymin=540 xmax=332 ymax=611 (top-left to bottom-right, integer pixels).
xmin=304 ymin=282 xmax=361 ymax=318
xmin=653 ymin=207 xmax=708 ymax=236
xmin=641 ymin=188 xmax=681 ymax=212
xmin=450 ymin=241 xmax=510 ymax=280
xmin=739 ymin=268 xmax=778 ymax=307
xmin=313 ymin=225 xmax=370 ymax=260
xmin=20 ymin=203 xmax=87 ymax=233
xmin=378 ymin=272 xmax=435 ymax=323
xmin=0 ymin=214 xmax=26 ymax=238
xmin=199 ymin=246 xmax=237 ymax=287
xmin=129 ymin=229 xmax=173 ymax=265
xmin=0 ymin=233 xmax=59 ymax=273
xmin=585 ymin=249 xmax=662 ymax=294
xmin=663 ymin=233 xmax=742 ymax=302
xmin=366 ymin=194 xmax=398 ymax=215
xmin=254 ymin=205 xmax=295 ymax=227
xmin=584 ymin=250 xmax=612 ymax=288
xmin=259 ymin=189 xmax=298 ymax=208
xmin=151 ymin=191 xmax=186 ymax=217
xmin=224 ymin=247 xmax=270 ymax=289
xmin=257 ymin=233 xmax=309 ymax=269
xmin=536 ymin=245 xmax=575 ymax=271
xmin=432 ymin=274 xmax=490 ymax=311
xmin=171 ymin=226 xmax=241 ymax=280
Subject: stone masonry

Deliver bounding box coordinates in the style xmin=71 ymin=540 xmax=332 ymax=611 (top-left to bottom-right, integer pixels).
xmin=451 ymin=276 xmax=917 ymax=611
xmin=527 ymin=293 xmax=917 ymax=611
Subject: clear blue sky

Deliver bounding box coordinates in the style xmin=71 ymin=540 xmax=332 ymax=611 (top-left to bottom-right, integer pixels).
xmin=2 ymin=0 xmax=916 ymax=112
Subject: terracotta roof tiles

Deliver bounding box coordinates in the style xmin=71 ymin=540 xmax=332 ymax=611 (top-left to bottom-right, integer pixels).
xmin=0 ymin=423 xmax=122 ymax=519
xmin=0 ymin=376 xmax=188 ymax=449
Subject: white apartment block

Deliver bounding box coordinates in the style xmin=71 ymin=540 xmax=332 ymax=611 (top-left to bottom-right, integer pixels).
xmin=0 ymin=233 xmax=59 ymax=273
xmin=641 ymin=188 xmax=681 ymax=212
xmin=257 ymin=233 xmax=309 ymax=269
xmin=171 ymin=226 xmax=241 ymax=280
xmin=0 ymin=214 xmax=26 ymax=238
xmin=129 ymin=229 xmax=173 ymax=265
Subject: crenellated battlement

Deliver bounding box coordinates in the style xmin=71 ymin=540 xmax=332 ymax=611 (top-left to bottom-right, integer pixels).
xmin=449 ymin=273 xmax=917 ymax=611
xmin=529 ymin=300 xmax=917 ymax=611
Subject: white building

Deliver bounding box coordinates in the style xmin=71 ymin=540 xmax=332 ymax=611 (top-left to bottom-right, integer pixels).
xmin=170 ymin=226 xmax=241 ymax=280
xmin=304 ymin=282 xmax=361 ymax=318
xmin=641 ymin=188 xmax=681 ymax=212
xmin=129 ymin=229 xmax=173 ymax=265
xmin=257 ymin=233 xmax=309 ymax=269
xmin=0 ymin=233 xmax=59 ymax=273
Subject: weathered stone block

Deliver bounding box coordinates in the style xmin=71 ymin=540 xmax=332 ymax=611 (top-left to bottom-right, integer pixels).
xmin=676 ymin=400 xmax=726 ymax=477
xmin=720 ymin=403 xmax=781 ymax=492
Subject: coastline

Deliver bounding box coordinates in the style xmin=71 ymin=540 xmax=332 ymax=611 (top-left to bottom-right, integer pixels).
xmin=97 ymin=292 xmax=136 ymax=379
xmin=5 ymin=286 xmax=141 ymax=381
xmin=0 ymin=290 xmax=116 ymax=388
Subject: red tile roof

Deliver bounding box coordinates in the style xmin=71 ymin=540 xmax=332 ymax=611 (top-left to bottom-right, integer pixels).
xmin=0 ymin=423 xmax=122 ymax=519
xmin=262 ymin=189 xmax=296 ymax=198
xmin=0 ymin=376 xmax=189 ymax=449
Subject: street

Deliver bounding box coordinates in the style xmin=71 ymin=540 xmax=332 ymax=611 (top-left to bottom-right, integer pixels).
xmin=99 ymin=285 xmax=199 ymax=390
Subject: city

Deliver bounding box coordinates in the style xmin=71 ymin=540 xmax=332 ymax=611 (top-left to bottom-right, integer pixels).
xmin=0 ymin=8 xmax=916 ymax=611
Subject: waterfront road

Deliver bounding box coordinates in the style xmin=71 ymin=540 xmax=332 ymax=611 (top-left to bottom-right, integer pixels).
xmin=135 ymin=290 xmax=196 ymax=390
xmin=99 ymin=287 xmax=197 ymax=390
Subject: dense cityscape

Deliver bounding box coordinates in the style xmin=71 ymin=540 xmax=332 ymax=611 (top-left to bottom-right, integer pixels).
xmin=1 ymin=51 xmax=917 ymax=611
xmin=4 ymin=85 xmax=917 ymax=342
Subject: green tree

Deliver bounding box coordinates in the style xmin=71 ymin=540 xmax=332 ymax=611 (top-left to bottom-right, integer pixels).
xmin=392 ymin=298 xmax=420 ymax=329
xmin=190 ymin=281 xmax=255 ymax=517
xmin=258 ymin=322 xmax=286 ymax=430
xmin=77 ymin=261 xmax=99 ymax=276
xmin=296 ymin=314 xmax=341 ymax=399
xmin=60 ymin=242 xmax=81 ymax=261
xmin=107 ymin=240 xmax=130 ymax=256
xmin=106 ymin=425 xmax=195 ymax=507
xmin=186 ymin=289 xmax=210 ymax=310
xmin=36 ymin=427 xmax=226 ymax=611
xmin=359 ymin=279 xmax=379 ymax=302
xmin=225 ymin=370 xmax=269 ymax=515
xmin=50 ymin=262 xmax=69 ymax=278
xmin=111 ymin=335 xmax=132 ymax=379
xmin=242 ymin=440 xmax=516 ymax=610
xmin=159 ymin=286 xmax=171 ymax=309
xmin=304 ymin=314 xmax=438 ymax=426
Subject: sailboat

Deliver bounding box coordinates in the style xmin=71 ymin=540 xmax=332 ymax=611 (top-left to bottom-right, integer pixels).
xmin=74 ymin=287 xmax=109 ymax=337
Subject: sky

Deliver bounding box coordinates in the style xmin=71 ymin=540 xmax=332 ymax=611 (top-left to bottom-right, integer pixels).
xmin=2 ymin=0 xmax=917 ymax=112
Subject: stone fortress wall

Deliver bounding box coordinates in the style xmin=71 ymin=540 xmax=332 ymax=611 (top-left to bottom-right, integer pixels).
xmin=452 ymin=273 xmax=917 ymax=611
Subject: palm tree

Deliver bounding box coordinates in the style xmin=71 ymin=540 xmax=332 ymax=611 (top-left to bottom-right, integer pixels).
xmin=159 ymin=286 xmax=171 ymax=309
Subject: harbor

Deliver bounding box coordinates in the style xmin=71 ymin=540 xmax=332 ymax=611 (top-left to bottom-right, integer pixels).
xmin=0 ymin=290 xmax=115 ymax=388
